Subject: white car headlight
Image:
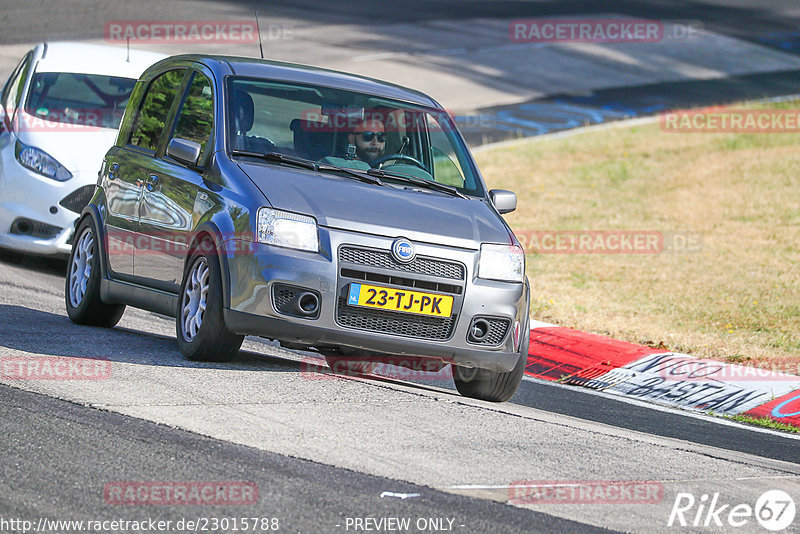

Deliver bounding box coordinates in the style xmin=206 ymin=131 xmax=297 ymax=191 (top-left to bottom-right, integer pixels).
xmin=257 ymin=207 xmax=319 ymax=252
xmin=478 ymin=244 xmax=525 ymax=283
xmin=15 ymin=141 xmax=72 ymax=181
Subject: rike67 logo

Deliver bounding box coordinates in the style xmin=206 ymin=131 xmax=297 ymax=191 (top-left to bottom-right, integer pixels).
xmin=668 ymin=490 xmax=796 ymax=531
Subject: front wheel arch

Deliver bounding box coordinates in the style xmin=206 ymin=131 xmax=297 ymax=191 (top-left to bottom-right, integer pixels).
xmin=185 ymin=225 xmax=232 ymax=309
xmin=64 ymin=217 xmax=125 ymax=327
xmin=176 ymin=240 xmax=244 ymax=362
xmin=75 ymin=207 xmax=110 ymax=282
xmin=452 ymin=319 xmax=530 ymax=402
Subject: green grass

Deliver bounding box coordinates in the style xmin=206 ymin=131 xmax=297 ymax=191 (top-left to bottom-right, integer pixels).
xmin=726 ymin=414 xmax=799 ymax=433
xmin=475 ymin=101 xmax=800 ymax=368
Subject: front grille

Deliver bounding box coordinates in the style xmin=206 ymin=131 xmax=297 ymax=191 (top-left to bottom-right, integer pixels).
xmin=9 ymin=218 xmax=62 ymax=239
xmin=340 ymin=268 xmax=462 ymax=295
xmin=59 ymin=185 xmax=96 ymax=213
xmin=469 ymin=318 xmax=511 ymax=346
xmin=336 ymin=297 xmax=456 ymax=340
xmin=339 ymin=246 xmax=465 ymax=280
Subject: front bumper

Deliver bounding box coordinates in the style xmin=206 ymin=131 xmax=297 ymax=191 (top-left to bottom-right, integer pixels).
xmin=0 ymin=156 xmax=95 ymax=255
xmin=222 ymin=227 xmax=529 ymax=373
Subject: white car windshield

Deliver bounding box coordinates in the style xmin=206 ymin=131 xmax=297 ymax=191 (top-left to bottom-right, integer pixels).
xmin=25 ymin=72 xmax=137 ymax=129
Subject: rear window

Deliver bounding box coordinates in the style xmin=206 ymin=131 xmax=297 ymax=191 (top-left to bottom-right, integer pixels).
xmin=25 ymin=72 xmax=137 ymax=129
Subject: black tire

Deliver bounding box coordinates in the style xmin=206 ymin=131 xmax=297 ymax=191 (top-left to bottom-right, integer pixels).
xmin=65 ymin=218 xmax=125 ymax=327
xmin=176 ymin=245 xmax=244 ymax=362
xmin=453 ymin=323 xmax=530 ymax=402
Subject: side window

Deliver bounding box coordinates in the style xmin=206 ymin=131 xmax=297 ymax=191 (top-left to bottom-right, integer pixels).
xmin=426 ymin=114 xmax=466 ymax=188
xmin=2 ymin=52 xmax=32 ymax=113
xmin=383 ymin=109 xmax=409 ymax=157
xmin=172 ymin=72 xmax=213 ymax=155
xmin=129 ymin=69 xmax=185 ymax=152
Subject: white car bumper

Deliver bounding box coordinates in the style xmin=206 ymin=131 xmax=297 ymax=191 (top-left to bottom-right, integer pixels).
xmin=0 ymin=154 xmax=97 ymax=256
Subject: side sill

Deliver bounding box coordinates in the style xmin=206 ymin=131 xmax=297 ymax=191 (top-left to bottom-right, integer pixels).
xmin=101 ymin=278 xmax=178 ymax=318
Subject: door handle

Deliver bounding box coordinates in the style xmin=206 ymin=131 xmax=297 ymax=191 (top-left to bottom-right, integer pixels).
xmin=146 ymin=174 xmax=159 ymax=192
xmin=108 ymin=162 xmax=119 ymax=180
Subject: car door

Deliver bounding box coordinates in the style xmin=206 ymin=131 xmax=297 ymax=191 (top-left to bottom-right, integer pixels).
xmin=103 ymin=68 xmax=186 ymax=278
xmin=134 ymin=68 xmax=215 ymax=292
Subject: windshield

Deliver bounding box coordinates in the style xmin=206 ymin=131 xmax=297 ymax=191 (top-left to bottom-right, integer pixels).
xmin=25 ymin=72 xmax=137 ymax=129
xmin=226 ymin=77 xmax=484 ymax=197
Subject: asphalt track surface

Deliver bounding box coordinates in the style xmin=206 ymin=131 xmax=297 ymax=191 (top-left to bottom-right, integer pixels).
xmin=515 ymin=379 xmax=800 ymax=465
xmin=1 ymin=384 xmax=604 ymax=534
xmin=2 ymin=0 xmax=800 ymax=43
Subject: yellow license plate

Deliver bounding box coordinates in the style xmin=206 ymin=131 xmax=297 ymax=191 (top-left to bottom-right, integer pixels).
xmin=347 ymin=283 xmax=453 ymax=317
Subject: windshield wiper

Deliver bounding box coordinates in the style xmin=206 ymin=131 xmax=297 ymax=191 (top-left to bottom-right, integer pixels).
xmin=316 ymin=163 xmax=384 ymax=186
xmin=231 ymin=150 xmax=384 ymax=187
xmin=367 ymin=168 xmax=468 ymax=199
xmin=231 ymin=150 xmax=319 ymax=171
xmin=232 ymin=150 xmax=463 ymax=198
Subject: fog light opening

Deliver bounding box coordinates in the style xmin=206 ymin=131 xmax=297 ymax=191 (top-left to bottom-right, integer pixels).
xmin=294 ymin=292 xmax=320 ymax=316
xmin=468 ymin=319 xmax=490 ymax=342
xmin=11 ymin=219 xmax=32 ymax=235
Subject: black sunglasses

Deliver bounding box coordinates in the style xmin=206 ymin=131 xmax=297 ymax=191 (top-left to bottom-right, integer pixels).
xmin=358 ymin=131 xmax=386 ymax=142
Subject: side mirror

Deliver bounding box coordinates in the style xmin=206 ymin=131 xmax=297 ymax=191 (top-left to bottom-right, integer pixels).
xmin=489 ymin=189 xmax=517 ymax=214
xmin=167 ymin=137 xmax=201 ymax=166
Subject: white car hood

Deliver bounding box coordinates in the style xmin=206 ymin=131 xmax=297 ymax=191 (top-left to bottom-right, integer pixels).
xmin=15 ymin=119 xmax=118 ymax=178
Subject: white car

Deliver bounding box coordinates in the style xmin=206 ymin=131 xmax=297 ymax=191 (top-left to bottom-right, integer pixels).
xmin=0 ymin=42 xmax=165 ymax=255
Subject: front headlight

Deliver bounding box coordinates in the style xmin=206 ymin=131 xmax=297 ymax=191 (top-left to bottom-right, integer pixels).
xmin=15 ymin=141 xmax=72 ymax=181
xmin=257 ymin=207 xmax=319 ymax=252
xmin=478 ymin=244 xmax=525 ymax=283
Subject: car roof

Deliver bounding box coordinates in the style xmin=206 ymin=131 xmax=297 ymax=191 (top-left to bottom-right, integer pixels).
xmin=34 ymin=41 xmax=167 ymax=79
xmin=154 ymin=54 xmax=440 ymax=108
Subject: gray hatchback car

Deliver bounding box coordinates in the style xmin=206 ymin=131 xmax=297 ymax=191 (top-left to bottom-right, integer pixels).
xmin=65 ymin=55 xmax=530 ymax=402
